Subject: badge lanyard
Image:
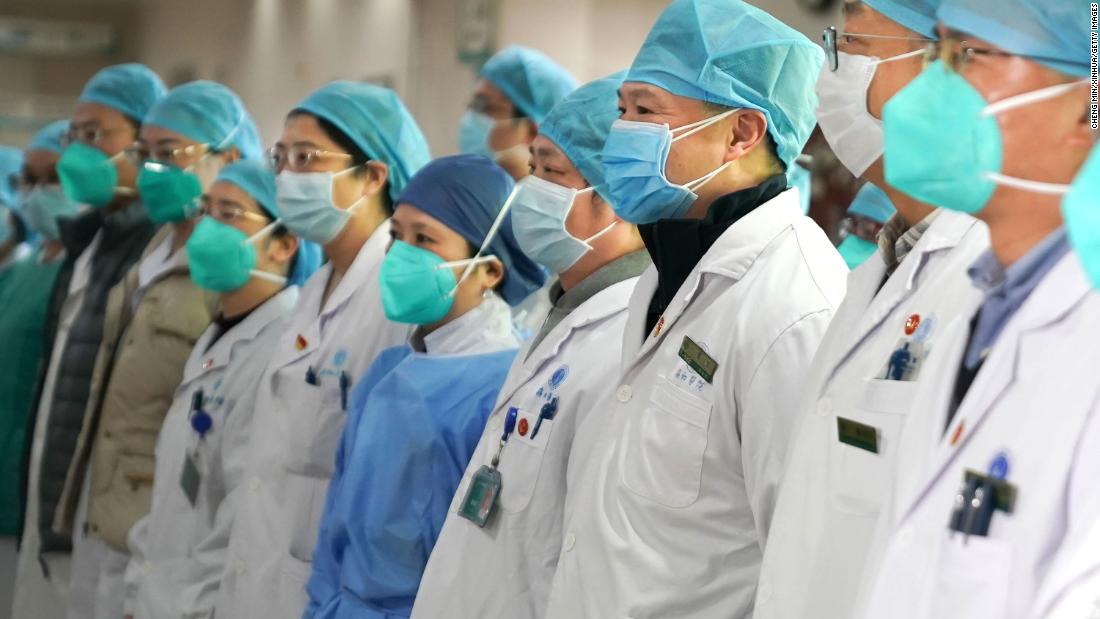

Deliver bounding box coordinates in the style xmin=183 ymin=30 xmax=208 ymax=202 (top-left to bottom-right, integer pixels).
xmin=458 ymin=407 xmax=518 ymax=527
xmin=181 ymin=388 xmax=211 ymax=507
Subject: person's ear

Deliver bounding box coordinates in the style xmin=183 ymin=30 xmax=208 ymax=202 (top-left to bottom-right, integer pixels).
xmin=1070 ymin=91 xmax=1098 ymax=151
xmin=222 ymin=147 xmax=242 ymax=165
xmin=359 ymin=160 xmax=390 ymax=199
xmin=724 ymin=110 xmax=769 ymax=163
xmin=265 ymin=233 xmax=299 ymax=272
xmin=480 ymin=258 xmax=505 ymax=292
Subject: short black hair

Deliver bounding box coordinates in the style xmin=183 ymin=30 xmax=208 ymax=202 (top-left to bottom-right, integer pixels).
xmin=287 ymin=110 xmax=394 ymax=215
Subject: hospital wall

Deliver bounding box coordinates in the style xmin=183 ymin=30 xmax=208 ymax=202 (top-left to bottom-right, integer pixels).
xmin=1 ymin=0 xmax=840 ymax=154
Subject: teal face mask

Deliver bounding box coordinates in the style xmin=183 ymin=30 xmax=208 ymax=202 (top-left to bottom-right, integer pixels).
xmin=186 ymin=217 xmax=286 ymax=292
xmin=137 ymin=161 xmax=205 ymax=224
xmin=379 ymin=240 xmax=496 ymax=325
xmin=837 ymin=235 xmax=878 ymax=269
xmin=58 ymin=142 xmax=124 ymax=208
xmin=884 ymin=61 xmax=1085 ymax=215
xmin=1063 ymin=146 xmax=1100 ymax=290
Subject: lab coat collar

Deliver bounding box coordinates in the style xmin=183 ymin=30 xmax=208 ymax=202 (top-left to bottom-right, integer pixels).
xmin=828 ymin=210 xmax=983 ymax=381
xmin=625 ymin=188 xmax=805 ymax=364
xmin=183 ymin=286 xmax=300 ymax=385
xmin=412 ymin=293 xmax=518 ymax=356
xmin=903 ymin=251 xmax=1092 ymax=518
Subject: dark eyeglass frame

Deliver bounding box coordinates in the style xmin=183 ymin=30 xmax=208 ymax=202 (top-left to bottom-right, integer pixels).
xmin=821 ymin=26 xmax=933 ymax=72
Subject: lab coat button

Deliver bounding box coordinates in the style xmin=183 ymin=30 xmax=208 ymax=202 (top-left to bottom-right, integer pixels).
xmin=563 ymin=532 xmax=576 ymax=552
xmin=616 ymin=385 xmax=632 ymax=403
xmin=816 ymin=397 xmax=832 ymax=417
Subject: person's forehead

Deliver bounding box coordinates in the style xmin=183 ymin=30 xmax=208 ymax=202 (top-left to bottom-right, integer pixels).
xmin=531 ymin=134 xmax=569 ymax=163
xmin=392 ymin=203 xmax=450 ymax=231
xmin=71 ymin=101 xmax=128 ymax=127
xmin=279 ymin=113 xmax=343 ymax=151
xmin=139 ymin=124 xmax=199 ymax=147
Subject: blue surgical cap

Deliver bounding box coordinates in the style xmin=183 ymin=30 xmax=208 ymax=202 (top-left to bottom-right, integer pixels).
xmin=865 ymin=0 xmax=943 ymax=39
xmin=480 ymin=46 xmax=578 ymax=124
xmin=215 ymin=160 xmax=322 ymax=287
xmin=0 ymin=147 xmax=23 ymax=209
xmin=938 ymin=0 xmax=1091 ymax=77
xmin=397 ymin=154 xmax=546 ymax=306
xmin=539 ymin=71 xmax=626 ymax=204
xmin=848 ymin=182 xmax=896 ymax=224
xmin=144 ymin=81 xmax=262 ymax=160
xmin=28 ymin=120 xmax=69 ymax=155
xmin=626 ymin=0 xmax=825 ymax=174
xmin=295 ymin=81 xmax=431 ymax=205
xmin=78 ymin=63 xmax=167 ymax=123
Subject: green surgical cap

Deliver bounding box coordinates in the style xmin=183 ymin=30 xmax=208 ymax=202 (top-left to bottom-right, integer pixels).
xmin=78 ymin=63 xmax=167 ymax=123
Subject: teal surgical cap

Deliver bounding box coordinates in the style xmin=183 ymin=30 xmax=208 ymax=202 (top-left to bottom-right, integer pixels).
xmin=144 ymin=81 xmax=262 ymax=160
xmin=626 ymin=0 xmax=825 ymax=174
xmin=0 ymin=147 xmax=23 ymax=208
xmin=938 ymin=0 xmax=1091 ymax=77
xmin=480 ymin=46 xmax=578 ymax=124
xmin=865 ymin=0 xmax=943 ymax=39
xmin=28 ymin=120 xmax=68 ymax=154
xmin=295 ymin=81 xmax=431 ymax=204
xmin=539 ymin=71 xmax=626 ymax=204
xmin=215 ymin=160 xmax=322 ymax=286
xmin=78 ymin=63 xmax=167 ymax=123
xmin=848 ymin=182 xmax=896 ymax=224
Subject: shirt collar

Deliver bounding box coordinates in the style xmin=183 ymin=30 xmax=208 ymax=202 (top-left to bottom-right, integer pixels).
xmin=968 ymin=227 xmax=1070 ymax=295
xmin=410 ymin=293 xmax=518 ymax=356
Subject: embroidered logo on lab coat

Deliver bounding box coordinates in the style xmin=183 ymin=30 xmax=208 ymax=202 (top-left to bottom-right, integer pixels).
xmin=549 ymin=365 xmax=569 ymax=390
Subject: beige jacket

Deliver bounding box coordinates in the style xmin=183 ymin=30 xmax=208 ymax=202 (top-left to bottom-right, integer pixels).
xmin=55 ymin=226 xmax=218 ymax=550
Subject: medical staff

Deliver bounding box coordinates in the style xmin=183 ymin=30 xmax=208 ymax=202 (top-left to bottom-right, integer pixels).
xmin=216 ymin=81 xmax=430 ymax=619
xmin=542 ymin=1 xmax=847 ymax=617
xmin=1028 ymin=146 xmax=1100 ymax=619
xmin=303 ymin=154 xmax=544 ymax=618
xmin=838 ymin=182 xmax=895 ymax=269
xmin=122 ymin=161 xmax=319 ymax=619
xmin=755 ymin=2 xmax=995 ymax=616
xmin=60 ymin=80 xmax=259 ymax=619
xmin=851 ymin=2 xmax=1097 ymax=618
xmin=15 ymin=64 xmax=164 ymax=619
xmin=412 ymin=72 xmax=651 ymax=619
xmin=459 ymin=45 xmax=576 ymax=180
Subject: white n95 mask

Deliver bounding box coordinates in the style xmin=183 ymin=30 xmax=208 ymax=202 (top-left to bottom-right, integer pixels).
xmin=815 ymin=49 xmax=923 ymax=177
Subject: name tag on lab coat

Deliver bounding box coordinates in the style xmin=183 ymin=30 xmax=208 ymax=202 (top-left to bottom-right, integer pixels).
xmin=837 ymin=417 xmax=880 ymax=454
xmin=678 ymin=336 xmax=717 ymax=384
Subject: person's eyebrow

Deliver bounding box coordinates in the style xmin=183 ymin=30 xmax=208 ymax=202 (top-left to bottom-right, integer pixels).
xmin=843 ymin=1 xmax=865 ymax=17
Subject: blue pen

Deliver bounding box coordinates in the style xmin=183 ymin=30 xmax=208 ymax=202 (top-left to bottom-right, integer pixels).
xmin=531 ymin=396 xmax=559 ymax=439
xmin=339 ymin=371 xmax=350 ymax=411
xmin=305 ymin=365 xmax=318 ymax=385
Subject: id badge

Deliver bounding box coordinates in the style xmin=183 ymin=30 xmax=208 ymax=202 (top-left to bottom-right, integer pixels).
xmin=179 ymin=451 xmax=201 ymax=507
xmin=458 ymin=465 xmax=502 ymax=528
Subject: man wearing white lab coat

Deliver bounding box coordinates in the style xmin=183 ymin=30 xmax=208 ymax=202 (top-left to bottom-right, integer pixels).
xmin=215 ymin=83 xmax=429 ymax=619
xmin=754 ymin=2 xmax=990 ymax=617
xmin=542 ymin=2 xmax=847 ymax=617
xmin=852 ymin=2 xmax=1099 ymax=618
xmin=411 ymin=72 xmax=651 ymax=619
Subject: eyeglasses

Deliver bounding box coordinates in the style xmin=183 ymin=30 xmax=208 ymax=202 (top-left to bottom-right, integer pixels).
xmin=822 ymin=26 xmax=932 ymax=72
xmin=61 ymin=124 xmax=132 ymax=148
xmin=124 ymin=143 xmax=209 ymax=168
xmin=199 ymin=196 xmax=272 ymax=225
xmin=267 ymin=145 xmax=353 ymax=172
xmin=921 ymin=37 xmax=1087 ymax=74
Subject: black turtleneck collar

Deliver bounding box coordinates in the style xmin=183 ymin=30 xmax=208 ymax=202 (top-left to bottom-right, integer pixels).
xmin=57 ymin=201 xmax=151 ymax=260
xmin=638 ymin=174 xmax=787 ymax=335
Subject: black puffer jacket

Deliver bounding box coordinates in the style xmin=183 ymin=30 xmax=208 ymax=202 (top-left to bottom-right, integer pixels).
xmin=20 ymin=204 xmax=156 ymax=554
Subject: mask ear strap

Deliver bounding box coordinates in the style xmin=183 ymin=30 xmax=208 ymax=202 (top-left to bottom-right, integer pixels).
xmin=250 ymin=270 xmax=288 ymax=285
xmin=984 ymin=172 xmax=1070 ymax=195
xmin=454 ymin=185 xmax=519 ymax=285
xmin=684 ymin=160 xmax=734 ymax=191
xmin=874 ymin=48 xmax=924 ymax=66
xmin=246 ymin=220 xmax=282 ymax=245
xmin=981 ymin=80 xmax=1087 ymax=117
xmin=672 ymin=108 xmax=739 ymax=142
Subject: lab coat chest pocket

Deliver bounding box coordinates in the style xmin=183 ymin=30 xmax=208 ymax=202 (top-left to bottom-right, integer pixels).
xmin=620 ymin=380 xmax=712 ymax=508
xmin=498 ymin=412 xmax=555 ymax=514
xmin=829 ymin=378 xmax=915 ymax=515
xmin=930 ymin=534 xmax=1012 ymax=619
xmin=282 ymin=378 xmax=346 ymax=479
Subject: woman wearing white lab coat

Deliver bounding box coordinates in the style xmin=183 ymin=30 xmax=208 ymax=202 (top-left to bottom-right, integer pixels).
xmin=755 ymin=208 xmax=989 ymax=619
xmin=214 ymin=82 xmax=430 ymax=619
xmin=412 ymin=71 xmax=651 ymax=619
xmin=121 ymin=161 xmax=318 ymax=618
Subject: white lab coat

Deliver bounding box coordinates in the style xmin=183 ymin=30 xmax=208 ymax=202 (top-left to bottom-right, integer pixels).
xmin=411 ymin=275 xmax=641 ymax=619
xmin=122 ymin=286 xmax=298 ymax=619
xmin=1031 ymin=516 xmax=1100 ymax=619
xmin=543 ymin=189 xmax=848 ymax=619
xmin=754 ymin=210 xmax=989 ymax=619
xmin=854 ymin=251 xmax=1100 ymax=619
xmin=215 ymin=222 xmax=409 ymax=619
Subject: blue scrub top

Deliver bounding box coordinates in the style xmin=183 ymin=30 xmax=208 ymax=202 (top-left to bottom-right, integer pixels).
xmin=304 ymin=344 xmax=518 ymax=619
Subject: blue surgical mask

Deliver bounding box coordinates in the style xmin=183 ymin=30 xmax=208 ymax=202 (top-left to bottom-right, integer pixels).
xmin=275 ymin=168 xmax=366 ymax=245
xmin=21 ymin=185 xmax=82 ymax=241
xmin=884 ymin=60 xmax=1084 ymax=215
xmin=1063 ymin=145 xmax=1100 ymax=290
xmin=601 ymin=109 xmax=737 ymax=224
xmin=458 ymin=110 xmax=529 ymax=163
xmin=511 ymin=175 xmax=616 ymax=274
